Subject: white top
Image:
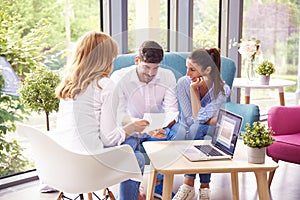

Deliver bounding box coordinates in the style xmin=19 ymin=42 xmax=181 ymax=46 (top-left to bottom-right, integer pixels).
xmin=51 ymin=78 xmax=125 ymax=154
xmin=111 ymin=65 xmax=178 ymax=123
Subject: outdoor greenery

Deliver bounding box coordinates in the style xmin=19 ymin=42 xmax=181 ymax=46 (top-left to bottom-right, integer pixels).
xmin=243 ymin=1 xmax=299 ymax=73
xmin=0 ymin=0 xmax=50 ymax=80
xmin=18 ymin=67 xmax=60 ymax=131
xmin=255 ymin=60 xmax=276 ymax=75
xmin=0 ymin=90 xmax=29 ymax=176
xmin=241 ymin=121 xmax=275 ymax=148
xmin=0 ymin=72 xmax=4 ymax=90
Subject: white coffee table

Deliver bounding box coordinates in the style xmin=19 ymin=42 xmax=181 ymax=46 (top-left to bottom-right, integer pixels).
xmin=143 ymin=140 xmax=278 ymax=200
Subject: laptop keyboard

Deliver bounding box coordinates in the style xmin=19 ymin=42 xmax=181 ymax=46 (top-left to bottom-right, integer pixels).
xmin=195 ymin=145 xmax=223 ymax=156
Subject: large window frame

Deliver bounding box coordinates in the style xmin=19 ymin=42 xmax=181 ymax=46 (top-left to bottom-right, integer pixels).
xmin=3 ymin=0 xmax=300 ymax=189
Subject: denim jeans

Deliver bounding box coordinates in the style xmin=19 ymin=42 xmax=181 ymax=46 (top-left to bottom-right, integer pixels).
xmin=138 ymin=122 xmax=181 ymax=143
xmin=119 ymin=135 xmax=145 ymax=200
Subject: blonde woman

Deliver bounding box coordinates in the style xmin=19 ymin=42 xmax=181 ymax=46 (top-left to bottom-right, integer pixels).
xmin=55 ymin=31 xmax=149 ymax=200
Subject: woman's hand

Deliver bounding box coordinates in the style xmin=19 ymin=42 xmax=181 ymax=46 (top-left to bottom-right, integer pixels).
xmin=148 ymin=129 xmax=166 ymax=139
xmin=190 ymin=76 xmax=209 ymax=99
xmin=190 ymin=76 xmax=208 ymax=90
xmin=133 ymin=119 xmax=150 ymax=132
xmin=123 ymin=119 xmax=149 ymax=137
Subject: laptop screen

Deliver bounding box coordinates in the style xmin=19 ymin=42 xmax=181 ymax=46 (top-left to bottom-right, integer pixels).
xmin=213 ymin=109 xmax=243 ymax=156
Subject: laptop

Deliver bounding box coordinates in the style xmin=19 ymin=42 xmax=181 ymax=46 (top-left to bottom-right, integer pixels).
xmin=182 ymin=109 xmax=243 ymax=161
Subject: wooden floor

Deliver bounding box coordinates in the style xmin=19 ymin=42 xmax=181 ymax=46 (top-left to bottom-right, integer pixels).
xmin=0 ymin=160 xmax=299 ymax=200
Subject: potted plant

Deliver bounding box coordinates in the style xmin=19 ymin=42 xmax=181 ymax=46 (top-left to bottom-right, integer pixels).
xmin=18 ymin=66 xmax=60 ymax=131
xmin=241 ymin=121 xmax=275 ymax=164
xmin=255 ymin=60 xmax=275 ymax=85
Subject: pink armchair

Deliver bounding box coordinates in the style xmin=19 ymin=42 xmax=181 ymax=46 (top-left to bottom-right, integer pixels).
xmin=266 ymin=106 xmax=300 ymax=186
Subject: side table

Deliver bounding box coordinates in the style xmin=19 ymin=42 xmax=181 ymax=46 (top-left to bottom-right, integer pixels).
xmin=232 ymin=78 xmax=295 ymax=106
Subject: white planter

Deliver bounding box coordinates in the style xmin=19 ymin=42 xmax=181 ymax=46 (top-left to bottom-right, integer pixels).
xmin=247 ymin=146 xmax=266 ymax=164
xmin=258 ymin=75 xmax=270 ymax=85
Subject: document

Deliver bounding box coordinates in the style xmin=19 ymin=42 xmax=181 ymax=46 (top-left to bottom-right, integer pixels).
xmin=143 ymin=111 xmax=179 ymax=133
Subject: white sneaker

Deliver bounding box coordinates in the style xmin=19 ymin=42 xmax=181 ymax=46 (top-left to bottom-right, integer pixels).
xmin=39 ymin=183 xmax=58 ymax=193
xmin=198 ymin=188 xmax=211 ymax=200
xmin=172 ymin=184 xmax=195 ymax=200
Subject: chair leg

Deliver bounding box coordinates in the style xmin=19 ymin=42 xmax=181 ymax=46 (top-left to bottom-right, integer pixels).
xmin=88 ymin=193 xmax=93 ymax=200
xmin=56 ymin=192 xmax=64 ymax=200
xmin=79 ymin=194 xmax=84 ymax=200
xmin=268 ymin=158 xmax=279 ymax=188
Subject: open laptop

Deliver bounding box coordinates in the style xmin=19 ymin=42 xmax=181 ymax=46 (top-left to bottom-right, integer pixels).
xmin=182 ymin=109 xmax=243 ymax=161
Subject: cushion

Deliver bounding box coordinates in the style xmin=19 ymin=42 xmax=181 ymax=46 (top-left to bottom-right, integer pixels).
xmin=267 ymin=133 xmax=300 ymax=164
xmin=268 ymin=106 xmax=300 ymax=135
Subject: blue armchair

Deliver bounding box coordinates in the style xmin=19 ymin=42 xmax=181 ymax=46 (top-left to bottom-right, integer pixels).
xmin=113 ymin=52 xmax=260 ymax=132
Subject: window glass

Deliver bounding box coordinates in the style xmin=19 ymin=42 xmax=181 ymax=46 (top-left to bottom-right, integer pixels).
xmin=128 ymin=0 xmax=168 ymax=52
xmin=241 ymin=0 xmax=299 ymax=112
xmin=0 ymin=0 xmax=100 ymax=179
xmin=193 ymin=0 xmax=220 ymax=49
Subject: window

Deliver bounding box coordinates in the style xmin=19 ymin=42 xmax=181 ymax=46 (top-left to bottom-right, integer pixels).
xmin=127 ymin=0 xmax=168 ymax=52
xmin=240 ymin=0 xmax=299 ymax=112
xmin=0 ymin=0 xmax=101 ymax=180
xmin=193 ymin=0 xmax=220 ymax=49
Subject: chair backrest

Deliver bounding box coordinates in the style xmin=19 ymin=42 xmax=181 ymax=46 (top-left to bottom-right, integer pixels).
xmin=17 ymin=124 xmax=142 ymax=194
xmin=268 ymin=106 xmax=300 ymax=135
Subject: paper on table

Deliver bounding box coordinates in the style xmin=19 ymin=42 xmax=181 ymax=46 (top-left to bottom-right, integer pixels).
xmin=143 ymin=111 xmax=179 ymax=133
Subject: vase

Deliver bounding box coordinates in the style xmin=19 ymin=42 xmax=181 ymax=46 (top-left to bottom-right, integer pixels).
xmin=246 ymin=60 xmax=256 ymax=81
xmin=258 ymin=75 xmax=270 ymax=85
xmin=247 ymin=146 xmax=266 ymax=164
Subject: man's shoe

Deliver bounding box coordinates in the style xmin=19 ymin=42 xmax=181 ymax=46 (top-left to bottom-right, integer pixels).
xmin=197 ymin=188 xmax=211 ymax=200
xmin=172 ymin=184 xmax=195 ymax=200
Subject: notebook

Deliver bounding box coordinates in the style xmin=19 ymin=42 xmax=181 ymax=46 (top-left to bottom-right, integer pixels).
xmin=182 ymin=109 xmax=243 ymax=161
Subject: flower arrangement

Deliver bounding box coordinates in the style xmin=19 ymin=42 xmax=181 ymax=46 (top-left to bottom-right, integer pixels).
xmin=255 ymin=60 xmax=275 ymax=76
xmin=241 ymin=121 xmax=275 ymax=148
xmin=231 ymin=38 xmax=261 ymax=62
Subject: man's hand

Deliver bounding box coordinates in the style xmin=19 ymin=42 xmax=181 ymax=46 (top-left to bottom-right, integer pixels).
xmin=148 ymin=129 xmax=166 ymax=139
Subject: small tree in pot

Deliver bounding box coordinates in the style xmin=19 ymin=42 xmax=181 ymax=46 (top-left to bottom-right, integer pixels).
xmin=241 ymin=121 xmax=275 ymax=163
xmin=18 ymin=66 xmax=60 ymax=131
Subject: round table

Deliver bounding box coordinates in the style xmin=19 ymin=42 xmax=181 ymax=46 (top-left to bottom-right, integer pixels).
xmin=232 ymin=78 xmax=295 ymax=106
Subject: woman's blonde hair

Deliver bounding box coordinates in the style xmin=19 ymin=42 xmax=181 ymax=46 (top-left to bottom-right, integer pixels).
xmin=56 ymin=31 xmax=118 ymax=99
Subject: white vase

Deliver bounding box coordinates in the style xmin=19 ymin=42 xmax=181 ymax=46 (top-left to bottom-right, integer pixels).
xmin=247 ymin=146 xmax=266 ymax=164
xmin=258 ymin=75 xmax=270 ymax=85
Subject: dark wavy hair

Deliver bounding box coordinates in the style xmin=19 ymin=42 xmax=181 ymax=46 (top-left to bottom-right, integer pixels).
xmin=138 ymin=40 xmax=164 ymax=63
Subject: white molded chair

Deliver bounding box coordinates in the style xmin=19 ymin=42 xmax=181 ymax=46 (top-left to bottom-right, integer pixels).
xmin=17 ymin=124 xmax=142 ymax=200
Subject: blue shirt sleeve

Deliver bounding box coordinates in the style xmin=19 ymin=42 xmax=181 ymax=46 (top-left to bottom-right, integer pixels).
xmin=196 ymin=84 xmax=230 ymax=123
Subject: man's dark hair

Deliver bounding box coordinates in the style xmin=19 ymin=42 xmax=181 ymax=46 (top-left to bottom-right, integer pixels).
xmin=138 ymin=41 xmax=164 ymax=63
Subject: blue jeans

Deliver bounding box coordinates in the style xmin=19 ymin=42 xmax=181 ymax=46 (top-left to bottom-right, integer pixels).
xmin=119 ymin=135 xmax=145 ymax=200
xmin=139 ymin=122 xmax=181 ymax=143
